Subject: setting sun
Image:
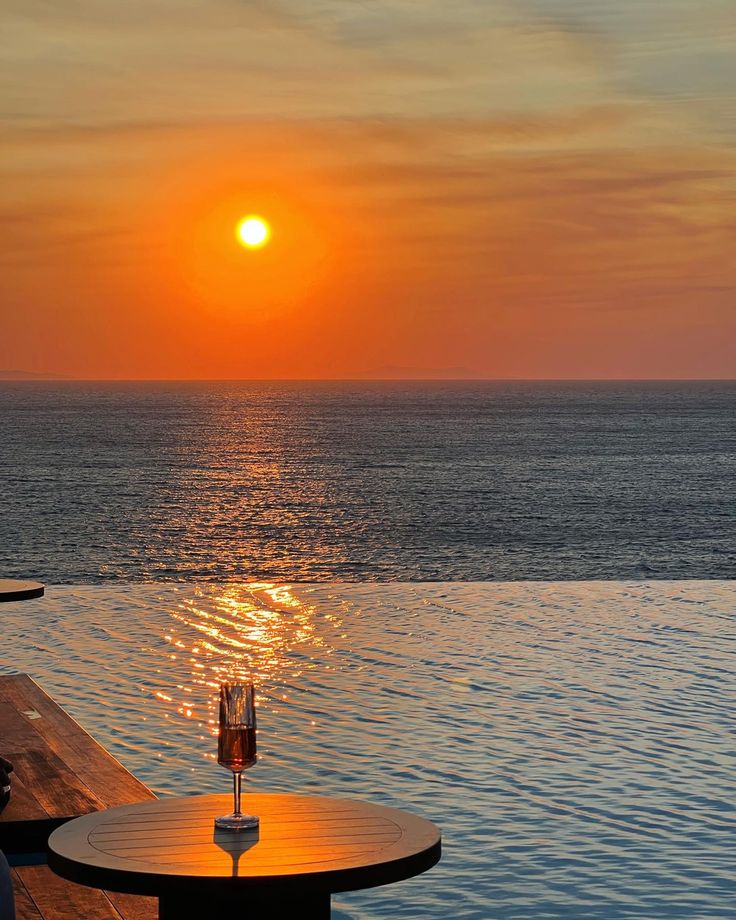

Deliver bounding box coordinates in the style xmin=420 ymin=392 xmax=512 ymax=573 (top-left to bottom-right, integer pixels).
xmin=236 ymin=215 xmax=270 ymax=249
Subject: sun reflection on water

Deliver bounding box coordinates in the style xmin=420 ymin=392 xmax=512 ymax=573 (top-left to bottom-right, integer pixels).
xmin=152 ymin=583 xmax=337 ymax=753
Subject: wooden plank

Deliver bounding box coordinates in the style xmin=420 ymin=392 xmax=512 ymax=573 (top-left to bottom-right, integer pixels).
xmin=1 ymin=674 xmax=157 ymax=918
xmin=92 ymin=825 xmax=400 ymax=844
xmin=11 ymin=750 xmax=105 ymax=818
xmin=105 ymin=892 xmax=158 ymax=920
xmin=0 ymin=699 xmax=47 ymax=751
xmin=9 ymin=869 xmax=43 ymax=920
xmin=0 ymin=676 xmax=153 ymax=810
xmin=12 ymin=861 xmax=157 ymax=920
xmin=15 ymin=865 xmax=157 ymax=920
xmin=1 ymin=772 xmax=49 ymax=824
xmin=0 ymin=675 xmax=153 ymax=854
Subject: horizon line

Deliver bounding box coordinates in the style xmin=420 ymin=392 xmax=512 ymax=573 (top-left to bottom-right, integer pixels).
xmin=1 ymin=376 xmax=735 ymax=383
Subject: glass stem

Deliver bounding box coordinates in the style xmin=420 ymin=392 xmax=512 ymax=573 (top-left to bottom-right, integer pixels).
xmin=233 ymin=771 xmax=242 ymax=817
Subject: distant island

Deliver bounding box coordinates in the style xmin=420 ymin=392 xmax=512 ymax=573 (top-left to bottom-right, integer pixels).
xmin=0 ymin=370 xmax=70 ymax=380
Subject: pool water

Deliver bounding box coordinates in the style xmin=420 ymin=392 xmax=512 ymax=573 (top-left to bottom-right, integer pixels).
xmin=3 ymin=582 xmax=734 ymax=918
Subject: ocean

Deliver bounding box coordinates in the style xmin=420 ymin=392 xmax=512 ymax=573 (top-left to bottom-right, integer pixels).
xmin=2 ymin=383 xmax=735 ymax=916
xmin=2 ymin=582 xmax=735 ymax=919
xmin=1 ymin=380 xmax=735 ymax=581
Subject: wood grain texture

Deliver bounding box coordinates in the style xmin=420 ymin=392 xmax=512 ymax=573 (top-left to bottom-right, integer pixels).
xmin=0 ymin=674 xmax=154 ymax=827
xmin=48 ymin=794 xmax=441 ymax=898
xmin=14 ymin=865 xmax=156 ymax=920
xmin=104 ymin=891 xmax=158 ymax=920
xmin=1 ymin=675 xmax=157 ymax=919
xmin=9 ymin=869 xmax=43 ymax=920
xmin=11 ymin=750 xmax=105 ymax=817
xmin=12 ymin=865 xmax=157 ymax=920
xmin=0 ymin=581 xmax=44 ymax=603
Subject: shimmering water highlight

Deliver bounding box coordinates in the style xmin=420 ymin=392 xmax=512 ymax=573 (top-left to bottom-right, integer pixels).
xmin=2 ymin=582 xmax=734 ymax=918
xmin=2 ymin=381 xmax=735 ymax=581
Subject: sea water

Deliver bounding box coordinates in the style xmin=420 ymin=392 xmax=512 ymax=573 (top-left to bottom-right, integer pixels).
xmin=1 ymin=380 xmax=735 ymax=581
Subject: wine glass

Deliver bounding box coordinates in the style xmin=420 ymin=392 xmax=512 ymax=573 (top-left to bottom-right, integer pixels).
xmin=214 ymin=682 xmax=259 ymax=830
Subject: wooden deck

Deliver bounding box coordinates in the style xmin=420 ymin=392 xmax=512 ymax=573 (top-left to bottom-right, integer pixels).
xmin=0 ymin=674 xmax=156 ymax=919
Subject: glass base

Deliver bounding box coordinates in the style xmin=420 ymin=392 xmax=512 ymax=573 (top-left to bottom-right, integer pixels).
xmin=214 ymin=812 xmax=259 ymax=831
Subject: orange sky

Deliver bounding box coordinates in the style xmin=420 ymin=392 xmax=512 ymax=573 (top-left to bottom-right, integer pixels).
xmin=2 ymin=1 xmax=735 ymax=378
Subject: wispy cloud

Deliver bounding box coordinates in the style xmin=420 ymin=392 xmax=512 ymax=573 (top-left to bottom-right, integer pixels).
xmin=1 ymin=0 xmax=735 ymax=377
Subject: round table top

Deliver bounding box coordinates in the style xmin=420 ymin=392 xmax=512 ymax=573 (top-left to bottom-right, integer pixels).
xmin=48 ymin=793 xmax=441 ymax=897
xmin=0 ymin=579 xmax=44 ymax=602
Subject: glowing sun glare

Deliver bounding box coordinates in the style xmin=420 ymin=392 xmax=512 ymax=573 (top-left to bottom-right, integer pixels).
xmin=236 ymin=215 xmax=270 ymax=249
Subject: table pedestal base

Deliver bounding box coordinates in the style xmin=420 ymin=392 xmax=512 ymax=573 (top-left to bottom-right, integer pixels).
xmin=158 ymin=890 xmax=331 ymax=919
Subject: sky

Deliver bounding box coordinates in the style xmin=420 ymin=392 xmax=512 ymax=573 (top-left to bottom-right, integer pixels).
xmin=1 ymin=0 xmax=735 ymax=379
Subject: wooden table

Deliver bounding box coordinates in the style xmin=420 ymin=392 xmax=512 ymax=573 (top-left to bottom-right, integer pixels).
xmin=0 ymin=580 xmax=44 ymax=603
xmin=48 ymin=793 xmax=441 ymax=919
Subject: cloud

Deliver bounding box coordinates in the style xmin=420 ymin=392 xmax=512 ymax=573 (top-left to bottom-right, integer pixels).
xmin=376 ymin=363 xmax=477 ymax=377
xmin=2 ymin=0 xmax=736 ymax=378
xmin=0 ymin=0 xmax=618 ymax=126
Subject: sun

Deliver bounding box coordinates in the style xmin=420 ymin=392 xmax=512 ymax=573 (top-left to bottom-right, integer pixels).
xmin=236 ymin=215 xmax=270 ymax=249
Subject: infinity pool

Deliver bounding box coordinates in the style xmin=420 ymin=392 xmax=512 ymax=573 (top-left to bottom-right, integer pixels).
xmin=3 ymin=582 xmax=734 ymax=918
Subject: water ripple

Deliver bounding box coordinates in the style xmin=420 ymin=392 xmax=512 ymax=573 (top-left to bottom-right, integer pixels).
xmin=2 ymin=581 xmax=735 ymax=918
